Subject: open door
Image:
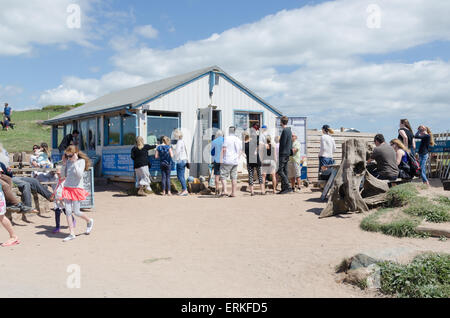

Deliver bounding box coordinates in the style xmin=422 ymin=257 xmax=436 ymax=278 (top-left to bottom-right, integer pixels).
xmin=193 ymin=106 xmax=213 ymax=177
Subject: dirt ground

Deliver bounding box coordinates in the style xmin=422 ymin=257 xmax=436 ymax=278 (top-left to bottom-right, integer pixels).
xmin=1 ymin=180 xmax=448 ymax=298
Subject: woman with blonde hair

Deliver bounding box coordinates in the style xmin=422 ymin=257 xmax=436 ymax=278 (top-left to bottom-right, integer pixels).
xmin=318 ymin=125 xmax=336 ymax=173
xmin=60 ymin=146 xmax=93 ymax=242
xmin=174 ymin=130 xmax=189 ymax=196
xmin=415 ymin=125 xmax=435 ymax=186
xmin=398 ymin=119 xmax=416 ymax=155
xmin=155 ymin=136 xmax=174 ymax=196
xmin=390 ymin=139 xmax=411 ymax=179
xmin=131 ymin=136 xmax=156 ymax=196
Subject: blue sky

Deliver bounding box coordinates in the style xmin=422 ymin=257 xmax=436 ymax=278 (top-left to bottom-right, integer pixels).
xmin=0 ymin=0 xmax=449 ymax=140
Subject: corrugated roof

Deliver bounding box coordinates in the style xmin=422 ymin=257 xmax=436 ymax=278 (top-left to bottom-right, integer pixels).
xmin=44 ymin=65 xmax=282 ymax=124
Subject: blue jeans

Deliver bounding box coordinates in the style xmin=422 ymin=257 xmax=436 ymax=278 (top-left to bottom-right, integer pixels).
xmin=319 ymin=157 xmax=335 ymax=172
xmin=176 ymin=160 xmax=187 ymax=191
xmin=160 ymin=163 xmax=172 ymax=193
xmin=419 ymin=153 xmax=429 ymax=183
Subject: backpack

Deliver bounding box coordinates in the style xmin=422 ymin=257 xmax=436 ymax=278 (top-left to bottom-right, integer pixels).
xmin=407 ymin=152 xmax=421 ymax=177
xmin=158 ymin=145 xmax=172 ymax=166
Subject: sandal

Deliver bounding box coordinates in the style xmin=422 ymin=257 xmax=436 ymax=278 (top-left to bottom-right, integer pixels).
xmin=1 ymin=238 xmax=20 ymax=247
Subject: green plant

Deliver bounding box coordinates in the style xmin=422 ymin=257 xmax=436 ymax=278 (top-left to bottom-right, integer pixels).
xmin=360 ymin=209 xmax=424 ymax=238
xmin=434 ymin=196 xmax=450 ymax=207
xmin=404 ymin=197 xmax=450 ymax=223
xmin=385 ymin=184 xmax=419 ymax=207
xmin=378 ymin=253 xmax=450 ymax=298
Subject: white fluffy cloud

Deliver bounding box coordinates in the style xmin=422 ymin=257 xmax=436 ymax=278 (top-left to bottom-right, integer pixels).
xmin=0 ymin=0 xmax=95 ymax=56
xmin=38 ymin=0 xmax=450 ymax=133
xmin=134 ymin=25 xmax=159 ymax=39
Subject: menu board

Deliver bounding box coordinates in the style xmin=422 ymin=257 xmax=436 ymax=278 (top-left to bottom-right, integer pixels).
xmin=81 ymin=167 xmax=94 ymax=209
xmin=102 ymin=148 xmax=134 ymax=176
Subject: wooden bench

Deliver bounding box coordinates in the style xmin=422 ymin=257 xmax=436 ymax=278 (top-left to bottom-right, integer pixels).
xmin=386 ymin=178 xmax=412 ymax=188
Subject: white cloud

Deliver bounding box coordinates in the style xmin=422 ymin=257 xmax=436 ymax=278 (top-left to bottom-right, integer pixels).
xmin=0 ymin=0 xmax=96 ymax=56
xmin=134 ymin=25 xmax=159 ymax=39
xmin=38 ymin=0 xmax=450 ymax=133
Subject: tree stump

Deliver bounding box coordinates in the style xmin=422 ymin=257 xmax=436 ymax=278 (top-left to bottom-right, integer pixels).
xmin=320 ymin=139 xmax=389 ymax=218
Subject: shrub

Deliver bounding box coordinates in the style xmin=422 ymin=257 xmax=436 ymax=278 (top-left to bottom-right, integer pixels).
xmin=405 ymin=197 xmax=450 ymax=223
xmin=378 ymin=253 xmax=450 ymax=298
xmin=386 ymin=184 xmax=419 ymax=207
xmin=360 ymin=209 xmax=424 ymax=238
xmin=434 ymin=196 xmax=450 ymax=207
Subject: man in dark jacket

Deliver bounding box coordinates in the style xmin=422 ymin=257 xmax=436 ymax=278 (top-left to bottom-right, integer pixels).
xmin=58 ymin=130 xmax=79 ymax=153
xmin=278 ymin=116 xmax=293 ymax=194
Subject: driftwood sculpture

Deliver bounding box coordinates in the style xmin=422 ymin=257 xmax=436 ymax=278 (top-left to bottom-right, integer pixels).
xmin=320 ymin=138 xmax=389 ymax=218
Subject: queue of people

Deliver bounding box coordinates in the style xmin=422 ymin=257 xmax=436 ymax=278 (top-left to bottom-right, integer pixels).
xmin=129 ymin=116 xmax=306 ymax=198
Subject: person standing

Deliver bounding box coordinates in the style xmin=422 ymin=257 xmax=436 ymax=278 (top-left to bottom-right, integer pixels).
xmin=398 ymin=119 xmax=416 ymax=155
xmin=60 ymin=146 xmax=94 ymax=242
xmin=174 ymin=130 xmax=189 ymax=196
xmin=244 ymin=133 xmax=263 ymax=196
xmin=3 ymin=103 xmax=12 ymax=122
xmin=0 ymin=186 xmax=20 ymax=247
xmin=58 ymin=130 xmax=80 ymax=153
xmin=318 ymin=125 xmax=337 ymax=173
xmin=155 ymin=136 xmax=174 ymax=196
xmin=415 ymin=125 xmax=435 ymax=186
xmin=260 ymin=135 xmax=277 ymax=195
xmin=220 ymin=127 xmax=242 ymax=198
xmin=288 ymin=133 xmax=302 ymax=192
xmin=131 ymin=136 xmax=156 ymax=196
xmin=277 ymin=116 xmax=293 ymax=194
xmin=211 ymin=130 xmax=224 ymax=196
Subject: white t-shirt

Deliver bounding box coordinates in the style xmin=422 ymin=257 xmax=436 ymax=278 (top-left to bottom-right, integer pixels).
xmin=222 ymin=134 xmax=242 ymax=165
xmin=175 ymin=139 xmax=188 ymax=162
xmin=319 ymin=134 xmax=336 ymax=158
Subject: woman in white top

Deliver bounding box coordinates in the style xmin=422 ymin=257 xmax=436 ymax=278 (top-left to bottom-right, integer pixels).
xmin=174 ymin=130 xmax=189 ymax=196
xmin=318 ymin=125 xmax=337 ymax=173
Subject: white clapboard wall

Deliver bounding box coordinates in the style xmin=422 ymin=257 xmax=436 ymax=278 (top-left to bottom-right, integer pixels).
xmin=306 ymin=130 xmax=376 ymax=184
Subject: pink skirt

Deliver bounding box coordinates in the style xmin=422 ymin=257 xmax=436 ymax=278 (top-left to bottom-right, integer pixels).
xmin=62 ymin=187 xmax=90 ymax=201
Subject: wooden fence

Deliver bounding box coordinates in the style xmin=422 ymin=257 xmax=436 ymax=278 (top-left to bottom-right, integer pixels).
xmin=428 ymin=132 xmax=450 ymax=180
xmin=306 ymin=130 xmax=376 ymax=185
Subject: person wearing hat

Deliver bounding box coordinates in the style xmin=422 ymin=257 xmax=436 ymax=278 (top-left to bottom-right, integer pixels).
xmin=318 ymin=125 xmax=336 ymax=173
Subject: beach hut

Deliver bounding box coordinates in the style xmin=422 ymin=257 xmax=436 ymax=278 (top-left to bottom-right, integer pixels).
xmin=44 ymin=66 xmax=285 ymax=179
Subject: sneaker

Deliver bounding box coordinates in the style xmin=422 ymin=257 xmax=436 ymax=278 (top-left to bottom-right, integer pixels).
xmin=18 ymin=203 xmax=33 ymax=213
xmin=86 ymin=219 xmax=94 ymax=235
xmin=63 ymin=234 xmax=76 ymax=242
xmin=278 ymin=188 xmax=293 ymax=195
xmin=52 ymin=228 xmax=61 ymax=234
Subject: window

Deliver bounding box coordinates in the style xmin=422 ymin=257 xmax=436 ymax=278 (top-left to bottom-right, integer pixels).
xmin=65 ymin=123 xmax=73 ymax=136
xmin=106 ymin=116 xmax=120 ymax=145
xmin=97 ymin=117 xmax=101 ymax=146
xmin=147 ymin=113 xmax=180 ymax=145
xmin=80 ymin=120 xmax=89 ymax=151
xmin=234 ymin=111 xmax=262 ymax=131
xmin=122 ymin=115 xmax=136 ymax=145
xmin=88 ymin=118 xmax=96 ymax=151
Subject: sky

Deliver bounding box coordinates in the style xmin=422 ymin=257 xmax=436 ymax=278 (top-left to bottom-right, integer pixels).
xmin=0 ymin=0 xmax=449 ymax=141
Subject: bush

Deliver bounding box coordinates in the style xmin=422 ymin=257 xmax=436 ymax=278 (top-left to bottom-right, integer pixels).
xmin=405 ymin=197 xmax=450 ymax=223
xmin=386 ymin=184 xmax=419 ymax=207
xmin=360 ymin=209 xmax=424 ymax=238
xmin=434 ymin=196 xmax=450 ymax=207
xmin=378 ymin=253 xmax=450 ymax=298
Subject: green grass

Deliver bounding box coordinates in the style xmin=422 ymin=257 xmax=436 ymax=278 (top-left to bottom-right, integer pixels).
xmin=360 ymin=208 xmax=425 ymax=238
xmin=385 ymin=183 xmax=419 ymax=207
xmin=404 ymin=197 xmax=450 ymax=223
xmin=378 ymin=253 xmax=450 ymax=298
xmin=0 ymin=107 xmax=74 ymax=153
xmin=434 ymin=196 xmax=450 ymax=207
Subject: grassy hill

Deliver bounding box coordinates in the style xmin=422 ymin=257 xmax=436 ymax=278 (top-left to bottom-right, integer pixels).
xmin=0 ymin=104 xmax=82 ymax=153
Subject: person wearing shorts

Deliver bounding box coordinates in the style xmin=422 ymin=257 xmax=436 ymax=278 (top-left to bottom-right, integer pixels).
xmin=288 ymin=133 xmax=302 ymax=191
xmin=220 ymin=127 xmax=242 ymax=197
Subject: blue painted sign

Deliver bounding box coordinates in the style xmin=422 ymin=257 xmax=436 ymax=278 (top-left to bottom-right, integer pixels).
xmin=102 ymin=148 xmax=134 ymax=176
xmin=416 ymin=140 xmax=450 ymax=153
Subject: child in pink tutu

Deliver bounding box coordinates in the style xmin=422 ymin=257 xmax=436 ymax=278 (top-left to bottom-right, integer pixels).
xmin=60 ymin=146 xmax=94 ymax=242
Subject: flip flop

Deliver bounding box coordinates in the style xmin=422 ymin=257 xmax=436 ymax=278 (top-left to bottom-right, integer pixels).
xmin=1 ymin=239 xmax=20 ymax=247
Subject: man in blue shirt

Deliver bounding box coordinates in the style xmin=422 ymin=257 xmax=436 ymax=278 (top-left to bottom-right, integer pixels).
xmin=3 ymin=103 xmax=12 ymax=121
xmin=210 ymin=130 xmax=224 ymax=195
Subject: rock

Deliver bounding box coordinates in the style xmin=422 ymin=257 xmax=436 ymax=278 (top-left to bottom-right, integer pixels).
xmin=343 ymin=264 xmax=380 ymax=290
xmin=350 ymin=253 xmax=379 ymax=270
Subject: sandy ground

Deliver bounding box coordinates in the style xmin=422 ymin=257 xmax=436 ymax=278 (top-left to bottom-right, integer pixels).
xmin=0 ymin=180 xmax=448 ymax=298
